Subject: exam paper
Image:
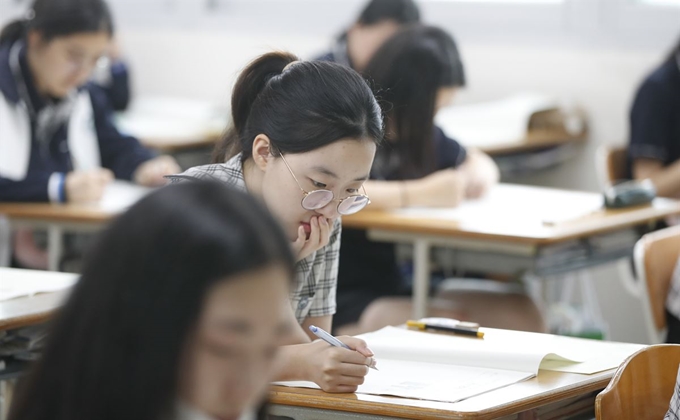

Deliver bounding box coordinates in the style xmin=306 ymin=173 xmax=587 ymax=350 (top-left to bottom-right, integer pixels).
xmin=98 ymin=181 xmax=152 ymax=213
xmin=0 ymin=268 xmax=78 ymax=301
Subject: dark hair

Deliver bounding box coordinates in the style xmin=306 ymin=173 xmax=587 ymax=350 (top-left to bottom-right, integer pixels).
xmin=667 ymin=33 xmax=680 ymax=64
xmin=363 ymin=25 xmax=465 ymax=178
xmin=0 ymin=0 xmax=114 ymax=46
xmin=357 ymin=0 xmax=421 ymax=25
xmin=8 ymin=182 xmax=295 ymax=420
xmin=211 ymin=52 xmax=383 ymax=164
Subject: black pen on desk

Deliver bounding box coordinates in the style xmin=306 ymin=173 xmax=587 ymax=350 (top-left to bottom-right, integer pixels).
xmin=309 ymin=325 xmax=378 ymax=370
xmin=407 ymin=320 xmax=485 ymax=338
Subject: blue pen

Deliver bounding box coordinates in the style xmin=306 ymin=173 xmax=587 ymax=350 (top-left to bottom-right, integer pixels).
xmin=309 ymin=325 xmax=378 ymax=370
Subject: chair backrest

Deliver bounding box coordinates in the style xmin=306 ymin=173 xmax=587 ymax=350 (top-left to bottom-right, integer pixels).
xmin=634 ymin=225 xmax=680 ymax=344
xmin=596 ymin=145 xmax=628 ymax=187
xmin=596 ymin=344 xmax=680 ymax=420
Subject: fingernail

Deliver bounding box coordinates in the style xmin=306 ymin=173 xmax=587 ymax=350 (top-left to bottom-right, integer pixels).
xmin=370 ymin=358 xmax=378 ymax=369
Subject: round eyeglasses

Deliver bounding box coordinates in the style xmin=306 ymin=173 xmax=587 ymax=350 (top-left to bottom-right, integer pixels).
xmin=279 ymin=154 xmax=371 ymax=215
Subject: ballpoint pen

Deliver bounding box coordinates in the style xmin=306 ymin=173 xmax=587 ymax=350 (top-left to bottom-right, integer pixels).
xmin=309 ymin=325 xmax=378 ymax=370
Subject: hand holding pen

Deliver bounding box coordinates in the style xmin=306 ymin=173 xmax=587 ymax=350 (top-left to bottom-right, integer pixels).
xmin=309 ymin=325 xmax=378 ymax=370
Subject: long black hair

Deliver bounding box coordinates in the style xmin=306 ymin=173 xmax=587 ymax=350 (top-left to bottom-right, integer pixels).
xmin=8 ymin=182 xmax=295 ymax=420
xmin=363 ymin=25 xmax=465 ymax=179
xmin=211 ymin=51 xmax=383 ymax=163
xmin=0 ymin=0 xmax=114 ymax=46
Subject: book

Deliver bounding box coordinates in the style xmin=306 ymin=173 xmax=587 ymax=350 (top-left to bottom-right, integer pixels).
xmin=0 ymin=268 xmax=78 ymax=302
xmin=275 ymin=326 xmax=645 ymax=403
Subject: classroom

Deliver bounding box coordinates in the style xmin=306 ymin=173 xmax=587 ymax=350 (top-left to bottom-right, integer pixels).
xmin=0 ymin=0 xmax=679 ymax=418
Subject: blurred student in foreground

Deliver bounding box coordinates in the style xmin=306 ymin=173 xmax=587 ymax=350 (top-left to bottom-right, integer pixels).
xmin=9 ymin=182 xmax=296 ymax=420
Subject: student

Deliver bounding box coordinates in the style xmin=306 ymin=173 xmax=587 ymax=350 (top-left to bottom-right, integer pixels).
xmin=629 ymin=34 xmax=680 ymax=197
xmin=333 ymin=26 xmax=546 ymax=336
xmin=0 ymin=0 xmax=180 ymax=205
xmin=666 ymin=258 xmax=680 ymax=343
xmin=173 ymin=51 xmax=383 ymax=392
xmin=666 ymin=363 xmax=680 ymax=419
xmin=316 ymin=0 xmax=420 ymax=71
xmin=0 ymin=0 xmax=179 ymax=269
xmin=8 ymin=182 xmax=297 ymax=420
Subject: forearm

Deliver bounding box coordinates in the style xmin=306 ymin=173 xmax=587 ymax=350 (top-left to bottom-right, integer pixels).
xmin=273 ymin=343 xmax=311 ymax=382
xmin=633 ymin=158 xmax=680 ymax=198
xmin=364 ymin=179 xmax=421 ymax=210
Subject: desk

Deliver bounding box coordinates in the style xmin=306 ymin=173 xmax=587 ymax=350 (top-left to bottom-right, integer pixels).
xmin=270 ymin=368 xmax=612 ymax=419
xmin=116 ymin=96 xmax=227 ymax=154
xmin=0 ymin=182 xmax=148 ymax=271
xmin=343 ymin=184 xmax=680 ymax=319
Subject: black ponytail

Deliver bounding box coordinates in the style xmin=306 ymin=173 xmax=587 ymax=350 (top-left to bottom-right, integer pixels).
xmin=0 ymin=0 xmax=113 ymax=46
xmin=212 ymin=51 xmax=383 ymax=164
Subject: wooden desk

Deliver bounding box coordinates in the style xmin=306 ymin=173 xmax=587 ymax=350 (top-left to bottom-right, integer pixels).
xmin=343 ymin=184 xmax=680 ymax=319
xmin=0 ymin=182 xmax=148 ymax=270
xmin=480 ymin=127 xmax=587 ymax=157
xmin=270 ymin=368 xmax=612 ymax=419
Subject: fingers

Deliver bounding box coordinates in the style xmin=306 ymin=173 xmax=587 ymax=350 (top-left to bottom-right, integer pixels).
xmin=293 ymin=216 xmax=332 ymax=262
xmin=319 ymin=217 xmax=331 ymax=247
xmin=336 ymin=336 xmax=374 ymax=357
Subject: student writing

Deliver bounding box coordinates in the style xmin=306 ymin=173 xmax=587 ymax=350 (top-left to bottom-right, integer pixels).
xmin=173 ymin=52 xmax=383 ymax=393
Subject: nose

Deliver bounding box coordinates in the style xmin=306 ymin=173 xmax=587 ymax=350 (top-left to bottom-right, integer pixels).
xmin=315 ymin=201 xmax=339 ymax=220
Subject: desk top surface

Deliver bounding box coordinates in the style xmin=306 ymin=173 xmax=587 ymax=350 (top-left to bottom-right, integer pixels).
xmin=270 ymin=367 xmax=613 ymax=420
xmin=343 ymin=184 xmax=680 ymax=246
xmin=0 ymin=268 xmax=74 ymax=330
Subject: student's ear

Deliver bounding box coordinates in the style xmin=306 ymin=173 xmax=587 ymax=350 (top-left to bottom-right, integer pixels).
xmin=252 ymin=134 xmax=273 ymax=171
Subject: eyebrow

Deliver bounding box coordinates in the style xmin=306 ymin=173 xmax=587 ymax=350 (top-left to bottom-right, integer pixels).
xmin=311 ymin=166 xmax=370 ymax=183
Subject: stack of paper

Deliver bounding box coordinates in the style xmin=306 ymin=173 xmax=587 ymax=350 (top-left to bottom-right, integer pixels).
xmin=0 ymin=268 xmax=78 ymax=301
xmin=276 ymin=326 xmax=645 ymax=403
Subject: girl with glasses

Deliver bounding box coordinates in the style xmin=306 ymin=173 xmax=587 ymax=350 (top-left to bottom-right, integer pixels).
xmin=0 ymin=0 xmax=180 ymax=269
xmin=8 ymin=182 xmax=297 ymax=420
xmin=170 ymin=51 xmax=384 ymax=392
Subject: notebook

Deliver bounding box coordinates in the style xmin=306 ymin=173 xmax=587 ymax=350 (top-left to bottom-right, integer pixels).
xmin=275 ymin=326 xmax=645 ymax=403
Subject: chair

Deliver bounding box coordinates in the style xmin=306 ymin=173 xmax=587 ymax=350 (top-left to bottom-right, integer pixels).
xmin=632 ymin=225 xmax=680 ymax=344
xmin=596 ymin=145 xmax=628 ymax=187
xmin=595 ymin=344 xmax=680 ymax=419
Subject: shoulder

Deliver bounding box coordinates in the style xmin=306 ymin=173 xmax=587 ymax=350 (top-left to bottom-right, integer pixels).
xmin=167 ymin=164 xmax=240 ymax=184
xmin=635 ymin=61 xmax=679 ymax=106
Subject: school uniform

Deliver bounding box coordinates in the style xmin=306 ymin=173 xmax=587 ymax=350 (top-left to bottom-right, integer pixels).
xmin=0 ymin=40 xmax=155 ymax=203
xmin=335 ymin=127 xmax=468 ymax=328
xmin=314 ymin=34 xmax=352 ymax=68
xmin=168 ymin=154 xmax=340 ymax=324
xmin=665 ymin=364 xmax=680 ymax=419
xmin=628 ymin=55 xmax=680 ymax=176
xmin=90 ymin=59 xmax=131 ymax=112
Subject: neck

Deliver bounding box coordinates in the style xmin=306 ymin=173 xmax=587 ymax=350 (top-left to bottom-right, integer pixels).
xmin=25 ymin=48 xmax=49 ymax=97
xmin=242 ymin=158 xmax=264 ymax=198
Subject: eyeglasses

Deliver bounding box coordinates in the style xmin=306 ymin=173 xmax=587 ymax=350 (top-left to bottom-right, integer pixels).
xmin=279 ymin=153 xmax=371 ymax=215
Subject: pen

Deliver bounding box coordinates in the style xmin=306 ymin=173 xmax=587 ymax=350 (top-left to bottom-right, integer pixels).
xmin=308 ymin=325 xmax=378 ymax=370
xmin=407 ymin=320 xmax=485 ymax=338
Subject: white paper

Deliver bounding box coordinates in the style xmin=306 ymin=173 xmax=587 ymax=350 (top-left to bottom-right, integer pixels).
xmin=98 ymin=181 xmax=152 ymax=213
xmin=0 ymin=268 xmax=78 ymax=301
xmin=115 ymin=96 xmax=228 ymax=145
xmin=276 ymin=359 xmax=533 ymax=404
xmin=394 ymin=184 xmax=603 ymax=227
xmin=435 ymin=93 xmax=557 ymax=148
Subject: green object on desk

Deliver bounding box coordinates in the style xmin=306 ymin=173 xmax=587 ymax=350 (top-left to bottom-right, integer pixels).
xmin=604 ymin=180 xmax=656 ymax=209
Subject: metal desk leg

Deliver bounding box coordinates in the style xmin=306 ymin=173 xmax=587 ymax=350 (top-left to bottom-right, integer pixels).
xmin=413 ymin=239 xmax=431 ymax=319
xmin=47 ymin=225 xmax=63 ymax=272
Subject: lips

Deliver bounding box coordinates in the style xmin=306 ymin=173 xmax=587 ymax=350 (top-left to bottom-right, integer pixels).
xmin=300 ymin=222 xmax=311 ymax=235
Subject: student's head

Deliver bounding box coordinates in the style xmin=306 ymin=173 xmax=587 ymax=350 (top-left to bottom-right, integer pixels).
xmin=213 ymin=52 xmax=383 ymax=240
xmin=363 ymin=25 xmax=465 ymax=178
xmin=346 ymin=0 xmax=421 ymax=70
xmin=0 ymin=0 xmax=114 ymax=98
xmin=8 ymin=182 xmax=296 ymax=420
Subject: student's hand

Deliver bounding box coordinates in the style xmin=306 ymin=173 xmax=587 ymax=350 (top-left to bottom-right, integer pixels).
xmin=459 ymin=150 xmax=500 ymax=199
xmin=133 ymin=156 xmax=181 ymax=187
xmin=65 ymin=169 xmax=114 ymax=203
xmin=303 ymin=336 xmax=375 ymax=393
xmin=291 ymin=215 xmax=331 ymax=262
xmin=411 ymin=169 xmax=467 ymax=208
